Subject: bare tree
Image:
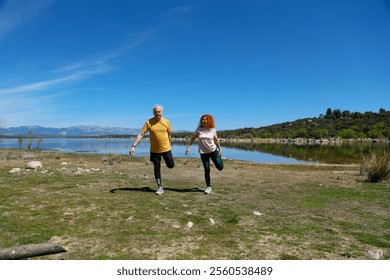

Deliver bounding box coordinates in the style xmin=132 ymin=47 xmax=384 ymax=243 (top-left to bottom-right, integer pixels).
xmin=26 ymin=131 xmax=34 ymax=150
xmin=37 ymin=137 xmax=43 ymax=149
xmin=18 ymin=135 xmax=23 ymax=149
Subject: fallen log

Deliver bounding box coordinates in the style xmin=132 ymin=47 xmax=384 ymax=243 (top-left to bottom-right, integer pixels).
xmin=0 ymin=243 xmax=67 ymax=260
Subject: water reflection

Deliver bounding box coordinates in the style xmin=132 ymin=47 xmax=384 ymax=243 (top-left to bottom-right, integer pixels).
xmin=221 ymin=141 xmax=389 ymax=164
xmin=1 ymin=137 xmax=388 ymax=164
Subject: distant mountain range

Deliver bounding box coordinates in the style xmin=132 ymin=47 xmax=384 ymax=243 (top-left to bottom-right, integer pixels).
xmin=0 ymin=125 xmax=140 ymax=137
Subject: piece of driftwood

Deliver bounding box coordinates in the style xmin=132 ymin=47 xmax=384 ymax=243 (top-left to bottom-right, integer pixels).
xmin=0 ymin=243 xmax=67 ymax=260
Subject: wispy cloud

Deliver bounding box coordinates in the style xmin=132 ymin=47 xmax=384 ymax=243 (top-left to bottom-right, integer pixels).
xmin=1 ymin=28 xmax=155 ymax=96
xmin=0 ymin=28 xmax=154 ymax=126
xmin=56 ymin=30 xmax=155 ymax=75
xmin=0 ymin=0 xmax=56 ymax=39
xmin=0 ymin=75 xmax=80 ymax=95
xmin=0 ymin=3 xmax=180 ymax=127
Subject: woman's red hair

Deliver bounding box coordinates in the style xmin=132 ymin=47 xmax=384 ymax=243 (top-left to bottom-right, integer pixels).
xmin=199 ymin=114 xmax=215 ymax=129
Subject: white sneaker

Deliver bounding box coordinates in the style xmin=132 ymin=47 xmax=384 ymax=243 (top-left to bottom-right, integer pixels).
xmin=156 ymin=186 xmax=164 ymax=195
xmin=204 ymin=187 xmax=211 ymax=194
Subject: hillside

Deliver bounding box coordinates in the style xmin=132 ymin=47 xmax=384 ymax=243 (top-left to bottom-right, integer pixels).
xmin=215 ymin=108 xmax=390 ymax=140
xmin=2 ymin=108 xmax=389 ymax=140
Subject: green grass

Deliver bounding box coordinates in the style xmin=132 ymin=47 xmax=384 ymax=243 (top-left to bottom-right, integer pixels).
xmin=0 ymin=149 xmax=389 ymax=260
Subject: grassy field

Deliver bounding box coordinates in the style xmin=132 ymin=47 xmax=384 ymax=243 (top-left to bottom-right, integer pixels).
xmin=0 ymin=149 xmax=389 ymax=260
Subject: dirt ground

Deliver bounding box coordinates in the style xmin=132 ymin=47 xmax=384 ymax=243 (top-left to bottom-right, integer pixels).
xmin=1 ymin=150 xmax=389 ymax=260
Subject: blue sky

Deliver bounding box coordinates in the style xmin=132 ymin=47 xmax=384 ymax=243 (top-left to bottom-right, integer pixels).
xmin=0 ymin=0 xmax=389 ymax=131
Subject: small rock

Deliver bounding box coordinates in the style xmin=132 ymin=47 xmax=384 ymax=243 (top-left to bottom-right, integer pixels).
xmin=9 ymin=167 xmax=22 ymax=173
xmin=186 ymin=221 xmax=193 ymax=229
xmin=185 ymin=211 xmax=192 ymax=216
xmin=208 ymin=218 xmax=216 ymax=225
xmin=367 ymin=249 xmax=383 ymax=260
xmin=253 ymin=211 xmax=264 ymax=216
xmin=26 ymin=161 xmax=42 ymax=169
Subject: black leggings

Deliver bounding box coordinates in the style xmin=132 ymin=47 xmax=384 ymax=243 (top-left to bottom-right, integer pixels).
xmin=150 ymin=150 xmax=175 ymax=185
xmin=200 ymin=149 xmax=223 ymax=187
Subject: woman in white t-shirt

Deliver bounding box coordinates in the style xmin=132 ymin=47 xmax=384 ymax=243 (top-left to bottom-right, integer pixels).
xmin=185 ymin=114 xmax=224 ymax=194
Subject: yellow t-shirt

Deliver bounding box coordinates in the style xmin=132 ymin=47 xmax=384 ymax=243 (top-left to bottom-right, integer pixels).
xmin=142 ymin=117 xmax=172 ymax=153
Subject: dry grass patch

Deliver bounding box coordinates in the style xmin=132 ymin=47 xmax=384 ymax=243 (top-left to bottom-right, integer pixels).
xmin=0 ymin=149 xmax=389 ymax=260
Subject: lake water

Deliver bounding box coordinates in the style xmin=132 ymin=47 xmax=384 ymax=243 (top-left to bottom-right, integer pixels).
xmin=3 ymin=137 xmax=387 ymax=164
xmin=0 ymin=137 xmax=314 ymax=164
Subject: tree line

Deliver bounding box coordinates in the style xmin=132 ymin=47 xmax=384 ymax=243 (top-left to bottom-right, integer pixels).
xmin=3 ymin=108 xmax=389 ymax=141
xmin=173 ymin=108 xmax=390 ymax=140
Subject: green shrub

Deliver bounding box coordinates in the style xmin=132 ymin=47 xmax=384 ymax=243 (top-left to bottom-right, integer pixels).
xmin=360 ymin=151 xmax=390 ymax=183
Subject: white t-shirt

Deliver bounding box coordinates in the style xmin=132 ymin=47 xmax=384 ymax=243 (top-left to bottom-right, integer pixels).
xmin=195 ymin=127 xmax=217 ymax=154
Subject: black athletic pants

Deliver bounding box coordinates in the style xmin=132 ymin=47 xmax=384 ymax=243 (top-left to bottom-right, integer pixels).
xmin=200 ymin=149 xmax=223 ymax=187
xmin=150 ymin=150 xmax=175 ymax=185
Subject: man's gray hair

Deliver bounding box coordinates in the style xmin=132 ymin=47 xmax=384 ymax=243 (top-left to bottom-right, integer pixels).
xmin=153 ymin=104 xmax=163 ymax=113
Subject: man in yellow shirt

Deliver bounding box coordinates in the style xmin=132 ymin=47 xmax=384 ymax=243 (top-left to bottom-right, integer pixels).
xmin=129 ymin=104 xmax=175 ymax=195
